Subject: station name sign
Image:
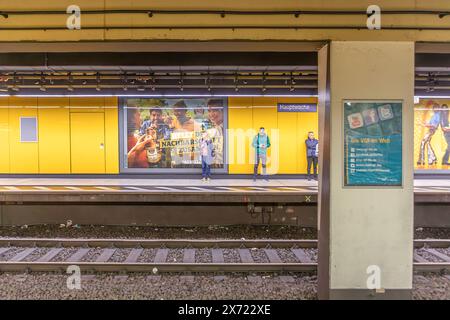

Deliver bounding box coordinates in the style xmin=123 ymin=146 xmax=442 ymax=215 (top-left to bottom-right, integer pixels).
xmin=277 ymin=103 xmax=317 ymax=113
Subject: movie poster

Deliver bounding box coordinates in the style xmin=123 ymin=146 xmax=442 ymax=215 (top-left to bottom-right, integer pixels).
xmin=124 ymin=98 xmax=226 ymax=170
xmin=414 ymin=99 xmax=450 ymax=171
xmin=344 ymin=101 xmax=403 ymax=186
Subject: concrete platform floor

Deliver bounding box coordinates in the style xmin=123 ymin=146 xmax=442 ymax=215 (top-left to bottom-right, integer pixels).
xmin=0 ymin=178 xmax=317 ymax=193
xmin=0 ymin=178 xmax=448 ymax=193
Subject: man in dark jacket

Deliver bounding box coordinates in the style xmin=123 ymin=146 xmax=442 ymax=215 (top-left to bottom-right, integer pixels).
xmin=305 ymin=131 xmax=319 ymax=181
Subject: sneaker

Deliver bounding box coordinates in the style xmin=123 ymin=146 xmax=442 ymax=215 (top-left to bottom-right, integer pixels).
xmin=201 ymin=177 xmax=206 ymax=182
xmin=207 ymin=177 xmax=211 ymax=182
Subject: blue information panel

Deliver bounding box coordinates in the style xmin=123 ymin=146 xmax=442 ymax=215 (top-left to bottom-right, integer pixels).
xmin=344 ymin=101 xmax=403 ymax=186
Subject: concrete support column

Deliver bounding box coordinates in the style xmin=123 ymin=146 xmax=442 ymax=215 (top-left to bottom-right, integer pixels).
xmin=318 ymin=41 xmax=414 ymax=299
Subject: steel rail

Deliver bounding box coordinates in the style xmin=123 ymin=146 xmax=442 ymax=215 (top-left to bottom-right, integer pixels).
xmin=0 ymin=238 xmax=448 ymax=248
xmin=0 ymin=261 xmax=448 ymax=273
xmin=0 ymin=261 xmax=318 ymax=273
xmin=0 ymin=238 xmax=319 ymax=249
xmin=0 ymin=239 xmax=448 ymax=274
xmin=413 ymin=262 xmax=450 ymax=273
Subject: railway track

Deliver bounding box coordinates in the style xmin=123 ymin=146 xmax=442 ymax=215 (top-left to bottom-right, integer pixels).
xmin=0 ymin=238 xmax=448 ymax=274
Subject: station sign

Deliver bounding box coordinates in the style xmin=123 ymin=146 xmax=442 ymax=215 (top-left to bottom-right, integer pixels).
xmin=277 ymin=103 xmax=317 ymax=113
xmin=344 ymin=100 xmax=403 ymax=186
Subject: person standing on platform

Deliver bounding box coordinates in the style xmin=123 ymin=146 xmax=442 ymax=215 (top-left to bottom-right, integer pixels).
xmin=417 ymin=101 xmax=440 ymax=166
xmin=305 ymin=131 xmax=319 ymax=181
xmin=252 ymin=127 xmax=271 ymax=181
xmin=200 ymin=131 xmax=215 ymax=182
xmin=440 ymin=104 xmax=450 ymax=166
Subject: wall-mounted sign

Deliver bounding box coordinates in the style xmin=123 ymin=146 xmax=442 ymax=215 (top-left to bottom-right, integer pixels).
xmin=344 ymin=101 xmax=403 ymax=186
xmin=277 ymin=103 xmax=317 ymax=113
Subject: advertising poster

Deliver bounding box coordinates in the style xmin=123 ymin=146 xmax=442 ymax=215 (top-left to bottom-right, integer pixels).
xmin=124 ymin=98 xmax=225 ymax=170
xmin=344 ymin=101 xmax=403 ymax=186
xmin=414 ymin=99 xmax=450 ymax=171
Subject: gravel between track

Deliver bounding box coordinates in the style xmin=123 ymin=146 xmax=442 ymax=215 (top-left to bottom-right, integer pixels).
xmin=195 ymin=248 xmax=212 ymax=263
xmin=109 ymin=248 xmax=132 ymax=262
xmin=250 ymin=248 xmax=269 ymax=263
xmin=22 ymin=248 xmax=51 ymax=262
xmin=223 ymin=249 xmax=241 ymax=263
xmin=304 ymin=249 xmax=318 ymax=262
xmin=435 ymin=247 xmax=450 ymax=258
xmin=0 ymin=226 xmax=448 ymax=241
xmin=276 ymin=249 xmax=300 ymax=263
xmin=415 ymin=248 xmax=444 ymax=262
xmin=137 ymin=249 xmax=157 ymax=263
xmin=81 ymin=248 xmax=103 ymax=262
xmin=51 ymin=248 xmax=78 ymax=262
xmin=0 ymin=248 xmax=25 ymax=261
xmin=0 ymin=225 xmax=317 ymax=240
xmin=167 ymin=249 xmax=184 ymax=263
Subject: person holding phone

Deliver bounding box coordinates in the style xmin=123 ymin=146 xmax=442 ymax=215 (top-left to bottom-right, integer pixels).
xmin=440 ymin=104 xmax=450 ymax=166
xmin=252 ymin=127 xmax=271 ymax=181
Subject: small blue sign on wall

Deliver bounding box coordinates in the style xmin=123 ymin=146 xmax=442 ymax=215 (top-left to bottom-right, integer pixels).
xmin=277 ymin=103 xmax=317 ymax=112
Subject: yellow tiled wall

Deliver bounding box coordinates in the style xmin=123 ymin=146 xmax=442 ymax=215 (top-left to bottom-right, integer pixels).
xmin=1 ymin=96 xmax=317 ymax=175
xmin=0 ymin=97 xmax=119 ymax=174
xmin=228 ymin=97 xmax=319 ymax=174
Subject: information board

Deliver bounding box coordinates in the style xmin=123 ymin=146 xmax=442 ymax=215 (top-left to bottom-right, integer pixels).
xmin=344 ymin=101 xmax=403 ymax=186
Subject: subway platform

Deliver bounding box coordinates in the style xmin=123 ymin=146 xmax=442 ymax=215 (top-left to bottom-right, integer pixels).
xmin=0 ymin=178 xmax=448 ymax=227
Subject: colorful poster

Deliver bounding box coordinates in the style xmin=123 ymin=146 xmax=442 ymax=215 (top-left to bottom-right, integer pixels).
xmin=344 ymin=101 xmax=403 ymax=186
xmin=124 ymin=98 xmax=225 ymax=170
xmin=414 ymin=99 xmax=450 ymax=171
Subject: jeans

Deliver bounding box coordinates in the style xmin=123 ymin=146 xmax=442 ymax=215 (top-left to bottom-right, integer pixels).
xmin=254 ymin=153 xmax=267 ymax=177
xmin=417 ymin=128 xmax=437 ymax=165
xmin=307 ymin=156 xmax=318 ymax=178
xmin=201 ymin=156 xmax=211 ymax=178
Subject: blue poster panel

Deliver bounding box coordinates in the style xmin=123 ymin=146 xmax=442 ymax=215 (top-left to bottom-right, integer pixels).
xmin=344 ymin=101 xmax=403 ymax=186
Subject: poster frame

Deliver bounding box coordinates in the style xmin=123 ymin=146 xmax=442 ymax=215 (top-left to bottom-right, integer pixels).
xmin=342 ymin=99 xmax=404 ymax=188
xmin=118 ymin=96 xmax=229 ymax=174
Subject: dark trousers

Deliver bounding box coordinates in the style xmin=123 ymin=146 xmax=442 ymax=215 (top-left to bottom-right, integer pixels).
xmin=254 ymin=153 xmax=267 ymax=177
xmin=201 ymin=156 xmax=211 ymax=178
xmin=307 ymin=156 xmax=318 ymax=178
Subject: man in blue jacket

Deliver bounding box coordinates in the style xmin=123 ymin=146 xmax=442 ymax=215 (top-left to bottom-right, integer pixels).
xmin=252 ymin=127 xmax=271 ymax=181
xmin=305 ymin=131 xmax=319 ymax=181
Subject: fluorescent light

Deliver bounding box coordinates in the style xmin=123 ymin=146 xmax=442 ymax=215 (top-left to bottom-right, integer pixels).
xmin=416 ymin=96 xmax=450 ymax=99
xmin=0 ymin=94 xmax=318 ymax=98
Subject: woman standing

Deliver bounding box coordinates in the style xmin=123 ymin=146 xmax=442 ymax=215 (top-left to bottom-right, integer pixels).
xmin=440 ymin=104 xmax=450 ymax=166
xmin=305 ymin=131 xmax=319 ymax=181
xmin=200 ymin=131 xmax=214 ymax=182
xmin=417 ymin=101 xmax=440 ymax=166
